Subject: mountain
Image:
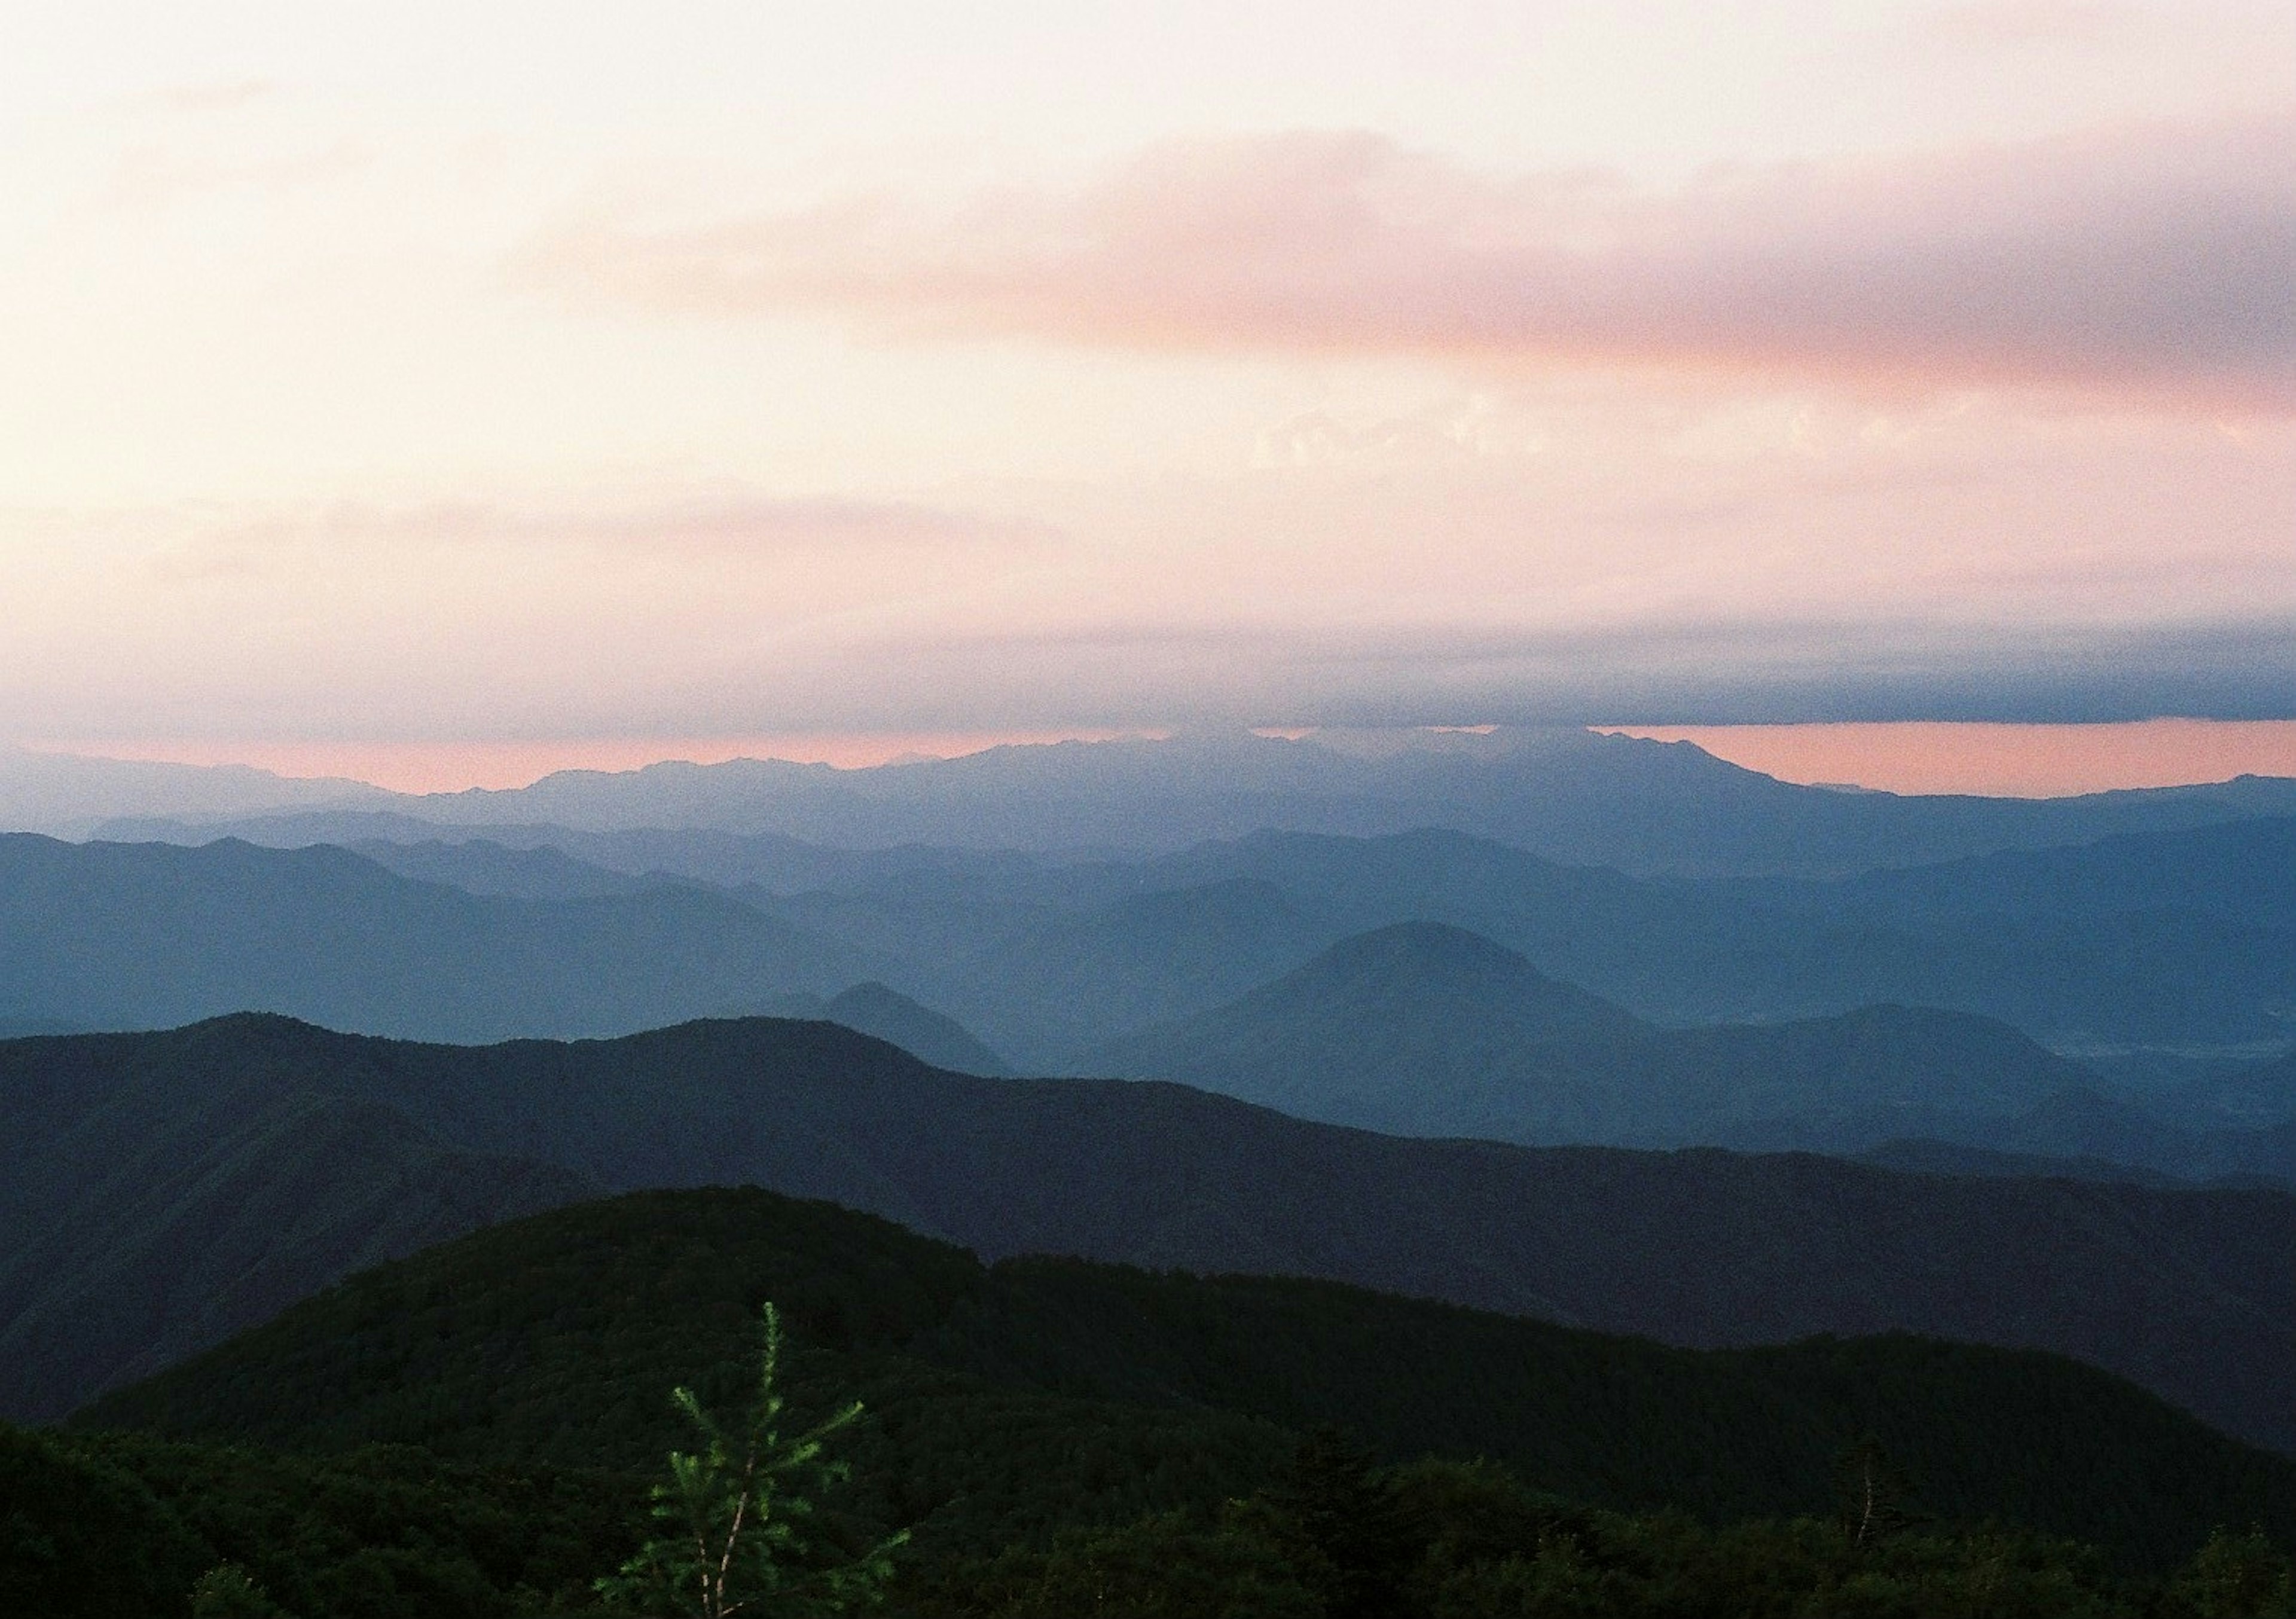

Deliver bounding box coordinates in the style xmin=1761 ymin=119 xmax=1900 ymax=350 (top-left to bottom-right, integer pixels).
xmin=1086 ymin=923 xmax=2103 ymax=1149
xmin=752 ymin=981 xmax=1012 ymax=1076
xmin=1164 ymin=826 xmax=2296 ymax=1043
xmin=76 ymin=726 xmax=2296 ymax=876
xmin=74 ymin=807 xmax=2296 ymax=1059
xmin=2144 ymin=1042 xmax=2296 ymax=1130
xmin=97 ymin=807 xmax=1062 ymax=898
xmin=75 ymin=1186 xmax=2296 ymax=1575
xmin=0 ymin=1027 xmax=593 ymax=1420
xmin=1806 ymin=814 xmax=2296 ymax=931
xmin=0 ymin=833 xmax=874 ymax=1040
xmin=762 ymin=820 xmax=2294 ymax=1066
xmin=1965 ymin=1086 xmax=2296 ymax=1187
xmin=19 ymin=818 xmax=2296 ymax=1064
xmin=10 ymin=1015 xmax=2293 ymax=1455
xmin=0 ymin=745 xmax=386 ymax=839
xmin=940 ymin=876 xmax=1332 ymax=1060
xmin=0 ymin=1015 xmax=88 ymax=1038
xmin=1084 ymin=921 xmax=1648 ymax=1131
xmin=1852 ymin=1138 xmax=2193 ymax=1185
xmin=344 ymin=835 xmax=676 ymax=900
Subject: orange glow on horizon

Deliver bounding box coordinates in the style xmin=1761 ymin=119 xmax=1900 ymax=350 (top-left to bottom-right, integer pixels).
xmin=31 ymin=731 xmax=1156 ymax=795
xmin=29 ymin=719 xmax=2296 ymax=800
xmin=1605 ymin=720 xmax=2296 ymax=799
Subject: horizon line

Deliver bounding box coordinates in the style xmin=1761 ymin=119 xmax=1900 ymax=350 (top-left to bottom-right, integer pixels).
xmin=11 ymin=717 xmax=2296 ymax=801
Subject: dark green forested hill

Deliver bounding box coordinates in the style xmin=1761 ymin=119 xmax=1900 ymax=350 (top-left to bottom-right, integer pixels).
xmin=8 ymin=1013 xmax=2295 ymax=1457
xmin=77 ymin=1187 xmax=2296 ymax=1575
xmin=0 ymin=1026 xmax=594 ymax=1421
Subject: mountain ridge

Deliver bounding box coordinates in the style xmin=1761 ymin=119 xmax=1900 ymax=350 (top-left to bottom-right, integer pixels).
xmin=0 ymin=832 xmax=875 ymax=1041
xmin=7 ymin=1013 xmax=2292 ymax=1454
xmin=75 ymin=726 xmax=2296 ymax=876
xmin=0 ymin=1025 xmax=594 ymax=1418
xmin=73 ymin=1184 xmax=2296 ymax=1573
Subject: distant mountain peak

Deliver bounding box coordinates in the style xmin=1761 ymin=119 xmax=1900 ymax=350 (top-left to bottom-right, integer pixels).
xmin=736 ymin=981 xmax=1010 ymax=1077
xmin=823 ymin=981 xmax=1012 ymax=1077
xmin=1084 ymin=920 xmax=1648 ymax=1124
xmin=1314 ymin=918 xmax=1544 ymax=974
xmin=1272 ymin=922 xmax=1640 ymax=1036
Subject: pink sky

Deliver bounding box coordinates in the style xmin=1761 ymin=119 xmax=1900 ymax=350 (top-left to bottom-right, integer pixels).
xmin=39 ymin=731 xmax=1146 ymax=793
xmin=38 ymin=720 xmax=2296 ymax=798
xmin=542 ymin=115 xmax=2295 ymax=410
xmin=2 ymin=4 xmax=2290 ymax=776
xmin=1609 ymin=719 xmax=2296 ymax=798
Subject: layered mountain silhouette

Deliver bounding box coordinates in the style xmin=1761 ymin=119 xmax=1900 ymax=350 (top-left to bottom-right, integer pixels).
xmin=1082 ymin=919 xmax=1648 ymax=1131
xmin=13 ymin=821 xmax=2296 ymax=1069
xmin=345 ymin=835 xmax=677 ymax=900
xmin=101 ymin=811 xmax=1042 ymax=894
xmin=1086 ymin=824 xmax=2296 ymax=1050
xmin=750 ymin=980 xmax=1012 ymax=1076
xmin=83 ymin=726 xmax=2296 ymax=876
xmin=0 ymin=744 xmax=387 ymax=839
xmin=1806 ymin=814 xmax=2296 ymax=931
xmin=8 ymin=1015 xmax=2292 ymax=1455
xmin=0 ymin=1025 xmax=593 ymax=1418
xmin=0 ymin=833 xmax=872 ymax=1041
xmin=77 ymin=1186 xmax=2296 ymax=1570
xmin=1085 ymin=921 xmax=2106 ymax=1150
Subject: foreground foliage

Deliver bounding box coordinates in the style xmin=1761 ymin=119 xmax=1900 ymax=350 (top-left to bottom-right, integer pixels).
xmin=600 ymin=1303 xmax=902 ymax=1618
xmin=79 ymin=1189 xmax=2296 ymax=1570
xmin=7 ymin=1420 xmax=2292 ymax=1618
xmin=14 ymin=1187 xmax=2293 ymax=1615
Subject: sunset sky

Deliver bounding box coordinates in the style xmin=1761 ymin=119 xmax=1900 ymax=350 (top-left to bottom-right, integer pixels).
xmin=5 ymin=2 xmax=2291 ymax=793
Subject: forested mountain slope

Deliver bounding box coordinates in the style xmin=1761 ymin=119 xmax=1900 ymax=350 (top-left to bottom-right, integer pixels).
xmin=80 ymin=1187 xmax=2296 ymax=1573
xmin=10 ymin=1015 xmax=2292 ymax=1453
xmin=0 ymin=1027 xmax=593 ymax=1419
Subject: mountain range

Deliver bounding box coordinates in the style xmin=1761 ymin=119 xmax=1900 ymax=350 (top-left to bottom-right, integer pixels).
xmin=1088 ymin=921 xmax=2083 ymax=1142
xmin=747 ymin=980 xmax=1014 ymax=1076
xmin=7 ymin=1013 xmax=2292 ymax=1458
xmin=0 ymin=1022 xmax=592 ymax=1419
xmin=1085 ymin=920 xmax=2296 ymax=1183
xmin=0 ymin=832 xmax=872 ymax=1042
xmin=16 ymin=820 xmax=2296 ymax=1068
xmin=0 ymin=744 xmax=391 ymax=840
xmin=75 ymin=1185 xmax=2296 ymax=1574
xmin=80 ymin=725 xmax=2296 ymax=875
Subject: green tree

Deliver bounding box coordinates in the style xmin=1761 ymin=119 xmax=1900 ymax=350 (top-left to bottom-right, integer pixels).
xmin=597 ymin=1302 xmax=905 ymax=1618
xmin=1263 ymin=1425 xmax=1418 ymax=1619
xmin=2173 ymin=1528 xmax=2294 ymax=1618
xmin=190 ymin=1563 xmax=293 ymax=1618
xmin=1834 ymin=1434 xmax=1922 ymax=1550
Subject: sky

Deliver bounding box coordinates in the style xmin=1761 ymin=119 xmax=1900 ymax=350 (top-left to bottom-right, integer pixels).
xmin=4 ymin=2 xmax=2292 ymax=793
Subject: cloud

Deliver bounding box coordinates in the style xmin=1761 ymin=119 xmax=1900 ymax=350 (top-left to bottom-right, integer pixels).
xmin=677 ymin=612 xmax=2296 ymax=734
xmin=9 ymin=401 xmax=2288 ymax=744
xmin=1922 ymin=0 xmax=2138 ymax=47
xmin=138 ymin=78 xmax=282 ymax=116
xmin=169 ymin=492 xmax=1052 ymax=562
xmin=529 ymin=115 xmax=2296 ymax=409
xmin=103 ymin=138 xmax=373 ymax=212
